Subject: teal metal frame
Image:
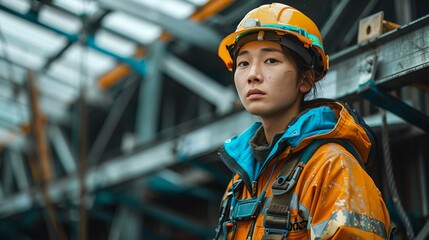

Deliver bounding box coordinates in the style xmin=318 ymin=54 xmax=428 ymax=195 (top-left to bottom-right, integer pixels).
xmin=357 ymin=55 xmax=429 ymax=133
xmin=359 ymin=79 xmax=429 ymax=133
xmin=0 ymin=4 xmax=147 ymax=75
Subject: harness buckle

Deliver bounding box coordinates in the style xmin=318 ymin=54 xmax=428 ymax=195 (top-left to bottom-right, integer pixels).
xmin=272 ymin=165 xmax=304 ymax=195
xmin=264 ymin=211 xmax=290 ymax=239
xmin=264 ymin=209 xmax=290 ymax=237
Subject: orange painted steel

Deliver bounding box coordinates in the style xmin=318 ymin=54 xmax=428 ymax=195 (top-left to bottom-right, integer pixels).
xmin=98 ymin=48 xmax=146 ymax=90
xmin=190 ymin=0 xmax=235 ymax=21
xmin=97 ymin=0 xmax=235 ymax=90
xmin=27 ymin=70 xmax=52 ymax=182
xmin=27 ymin=70 xmax=68 ymax=240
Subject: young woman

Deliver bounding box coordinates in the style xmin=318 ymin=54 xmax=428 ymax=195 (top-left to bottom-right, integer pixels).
xmin=214 ymin=3 xmax=391 ymax=239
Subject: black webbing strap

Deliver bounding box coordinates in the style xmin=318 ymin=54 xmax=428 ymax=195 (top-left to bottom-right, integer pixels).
xmin=262 ymin=150 xmax=304 ymax=240
xmin=262 ymin=139 xmax=362 ymax=239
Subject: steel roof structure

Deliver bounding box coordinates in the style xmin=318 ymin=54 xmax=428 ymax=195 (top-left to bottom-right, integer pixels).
xmin=0 ymin=0 xmax=429 ymax=239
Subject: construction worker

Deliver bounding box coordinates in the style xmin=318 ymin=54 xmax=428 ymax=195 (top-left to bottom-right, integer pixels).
xmin=214 ymin=3 xmax=391 ymax=239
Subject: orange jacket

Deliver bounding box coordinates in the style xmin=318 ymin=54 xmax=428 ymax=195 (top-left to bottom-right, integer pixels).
xmin=217 ymin=100 xmax=390 ymax=239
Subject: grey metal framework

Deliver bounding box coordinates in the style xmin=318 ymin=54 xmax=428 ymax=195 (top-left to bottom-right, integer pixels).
xmin=0 ymin=0 xmax=428 ymax=239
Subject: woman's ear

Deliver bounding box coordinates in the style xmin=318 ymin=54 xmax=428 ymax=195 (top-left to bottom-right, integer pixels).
xmin=299 ymin=70 xmax=315 ymax=93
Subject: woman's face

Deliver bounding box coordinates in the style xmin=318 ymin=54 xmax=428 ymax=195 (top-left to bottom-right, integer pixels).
xmin=234 ymin=40 xmax=310 ymax=119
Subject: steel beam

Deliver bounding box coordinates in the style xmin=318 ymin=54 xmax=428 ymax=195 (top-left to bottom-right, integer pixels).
xmin=147 ymin=170 xmax=220 ymax=202
xmin=0 ymin=58 xmax=27 ymax=84
xmin=321 ymin=14 xmax=429 ymax=100
xmin=96 ymin=0 xmax=236 ymax=90
xmin=98 ymin=0 xmax=221 ymax=52
xmin=416 ymin=220 xmax=429 ymax=240
xmin=48 ymin=125 xmax=76 ymax=175
xmin=7 ymin=150 xmax=30 ymax=191
xmin=2 ymin=12 xmax=429 ymax=218
xmin=27 ymin=70 xmax=52 ymax=182
xmin=0 ymin=99 xmax=28 ymax=126
xmin=394 ymin=0 xmax=412 ymax=25
xmin=0 ymin=110 xmax=255 ymax=217
xmin=162 ymin=54 xmax=235 ymax=114
xmin=108 ymin=206 xmax=141 ymax=240
xmin=2 ymin=153 xmax=13 ymax=195
xmin=97 ymin=191 xmax=213 ymax=238
xmin=0 ymin=4 xmax=78 ymax=41
xmin=0 ymin=4 xmax=147 ymax=75
xmin=136 ymin=41 xmax=165 ymax=143
xmin=321 ymin=0 xmax=351 ymax=38
xmin=343 ymin=0 xmax=380 ymax=46
xmin=88 ymin=77 xmax=139 ymax=164
xmin=208 ymin=0 xmax=258 ymax=26
xmin=190 ymin=0 xmax=236 ymax=21
xmin=359 ymin=79 xmax=429 ymax=132
xmin=85 ymin=36 xmax=146 ymax=75
xmin=0 ymin=180 xmax=3 ymax=199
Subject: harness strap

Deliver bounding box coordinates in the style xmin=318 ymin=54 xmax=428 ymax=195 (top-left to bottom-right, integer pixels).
xmin=262 ymin=139 xmax=362 ymax=240
xmin=262 ymin=148 xmax=304 ymax=240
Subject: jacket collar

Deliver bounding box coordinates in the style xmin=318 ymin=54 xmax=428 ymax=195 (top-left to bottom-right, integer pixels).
xmin=222 ymin=104 xmax=338 ymax=182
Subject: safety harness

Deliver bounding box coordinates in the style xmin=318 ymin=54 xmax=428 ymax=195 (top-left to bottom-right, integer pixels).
xmin=215 ymin=138 xmax=362 ymax=240
xmin=262 ymin=138 xmax=362 ymax=240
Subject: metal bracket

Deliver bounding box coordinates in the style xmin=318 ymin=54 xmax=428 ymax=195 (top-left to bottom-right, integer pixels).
xmin=357 ymin=55 xmax=429 ymax=133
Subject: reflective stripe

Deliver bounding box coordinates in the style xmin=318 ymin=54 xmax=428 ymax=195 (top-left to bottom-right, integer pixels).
xmin=290 ymin=193 xmax=310 ymax=220
xmin=290 ymin=194 xmax=299 ymax=210
xmin=307 ymin=216 xmax=312 ymax=230
xmin=310 ymin=210 xmax=387 ymax=239
xmin=298 ymin=203 xmax=310 ymax=220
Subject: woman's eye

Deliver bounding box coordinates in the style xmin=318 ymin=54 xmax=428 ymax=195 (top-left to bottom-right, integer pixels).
xmin=266 ymin=58 xmax=279 ymax=64
xmin=237 ymin=61 xmax=249 ymax=67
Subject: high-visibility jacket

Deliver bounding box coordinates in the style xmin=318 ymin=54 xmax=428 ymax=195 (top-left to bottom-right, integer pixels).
xmin=217 ymin=99 xmax=391 ymax=239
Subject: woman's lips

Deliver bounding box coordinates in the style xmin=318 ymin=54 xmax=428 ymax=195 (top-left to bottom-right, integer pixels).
xmin=246 ymin=88 xmax=266 ymax=99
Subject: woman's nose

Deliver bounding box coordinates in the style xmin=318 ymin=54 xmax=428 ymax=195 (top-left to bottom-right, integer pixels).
xmin=247 ymin=64 xmax=263 ymax=84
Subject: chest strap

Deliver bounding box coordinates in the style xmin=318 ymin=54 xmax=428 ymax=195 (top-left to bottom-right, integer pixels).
xmin=262 ymin=147 xmax=303 ymax=240
xmin=262 ymin=139 xmax=361 ymax=240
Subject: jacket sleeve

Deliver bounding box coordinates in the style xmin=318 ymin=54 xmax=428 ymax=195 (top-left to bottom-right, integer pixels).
xmin=298 ymin=143 xmax=391 ymax=240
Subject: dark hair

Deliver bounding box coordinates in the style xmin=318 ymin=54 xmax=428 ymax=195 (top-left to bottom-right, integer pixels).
xmin=279 ymin=45 xmax=318 ymax=100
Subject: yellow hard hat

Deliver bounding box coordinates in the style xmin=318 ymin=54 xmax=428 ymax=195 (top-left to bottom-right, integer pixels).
xmin=218 ymin=3 xmax=329 ymax=81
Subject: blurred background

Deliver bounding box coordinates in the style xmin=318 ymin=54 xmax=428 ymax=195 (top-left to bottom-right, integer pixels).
xmin=0 ymin=0 xmax=428 ymax=239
